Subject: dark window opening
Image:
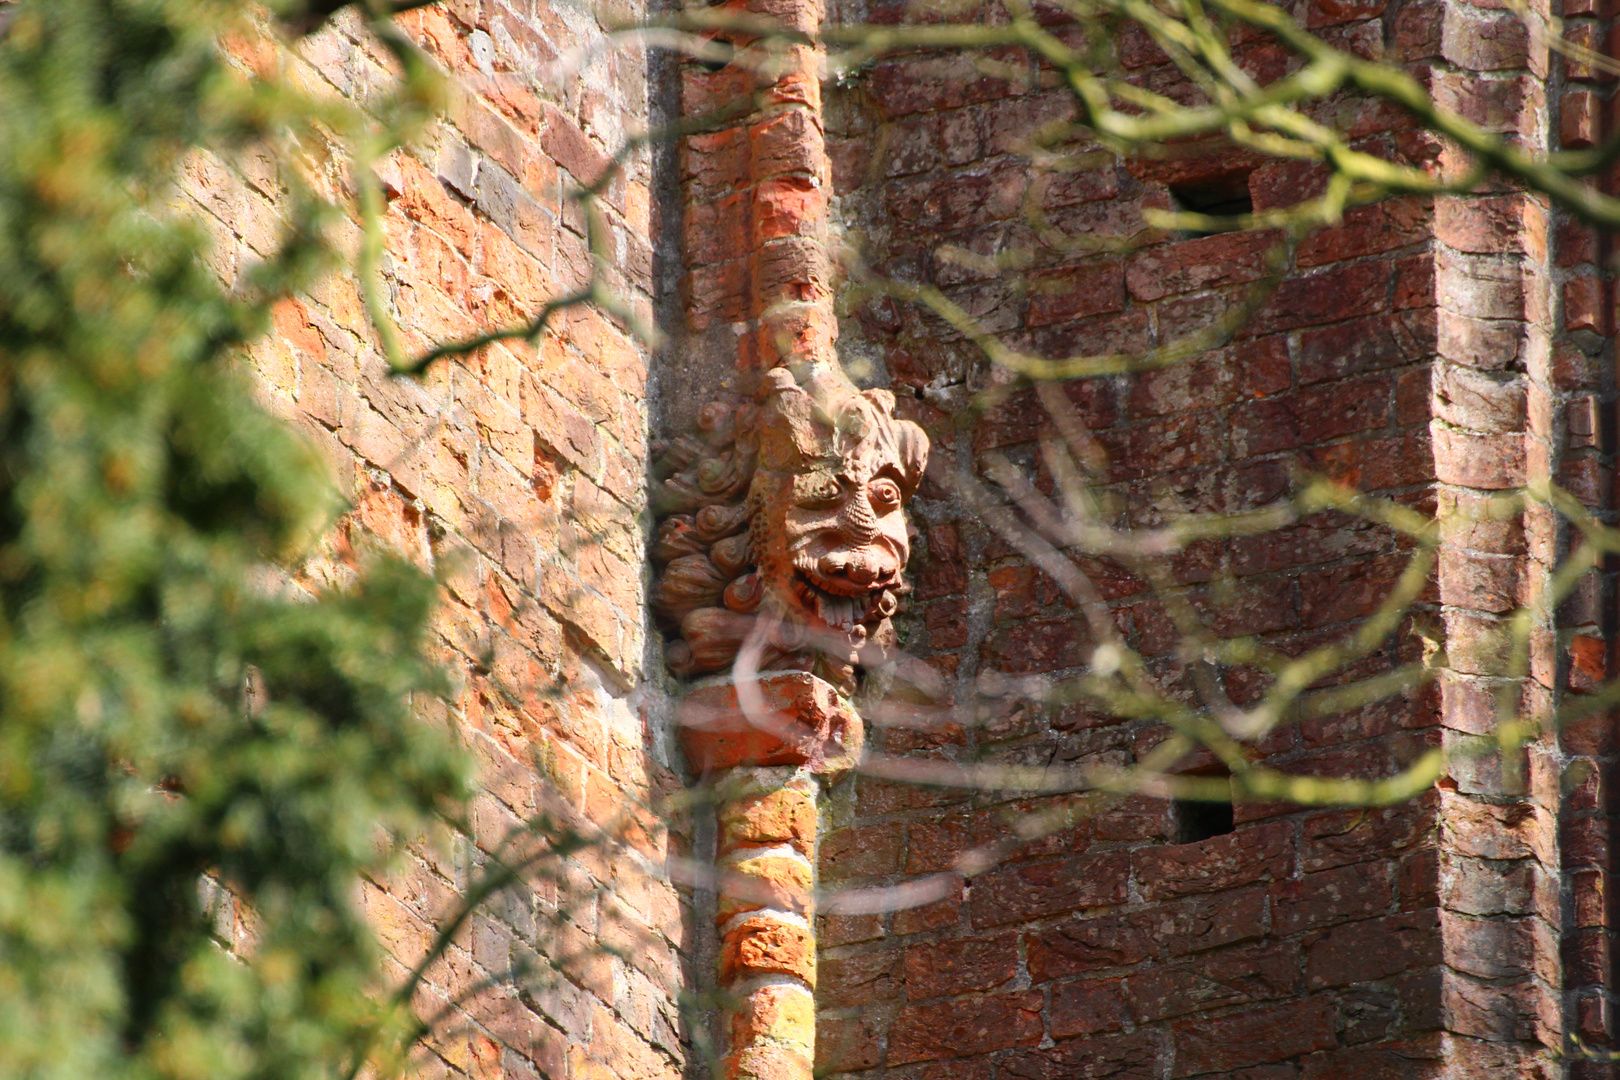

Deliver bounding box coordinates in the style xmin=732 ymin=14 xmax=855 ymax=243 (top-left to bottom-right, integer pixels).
xmin=1173 ymin=780 xmax=1235 ymax=844
xmin=1169 ymin=172 xmax=1254 ymax=235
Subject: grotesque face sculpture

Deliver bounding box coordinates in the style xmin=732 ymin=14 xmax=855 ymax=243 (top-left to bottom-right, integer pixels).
xmin=750 ymin=368 xmax=926 ymax=677
xmin=651 ymin=365 xmax=928 ymax=693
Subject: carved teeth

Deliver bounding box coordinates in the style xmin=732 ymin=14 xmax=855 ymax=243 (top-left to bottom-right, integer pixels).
xmin=784 ymin=572 xmax=904 ymax=641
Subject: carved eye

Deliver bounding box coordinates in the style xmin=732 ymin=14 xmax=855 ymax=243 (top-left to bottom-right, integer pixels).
xmin=797 ymin=478 xmax=843 ymax=511
xmin=869 ymin=478 xmax=901 ymax=510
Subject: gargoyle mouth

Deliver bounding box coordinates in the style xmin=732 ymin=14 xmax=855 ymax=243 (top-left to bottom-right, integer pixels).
xmin=790 ymin=568 xmax=892 ymax=633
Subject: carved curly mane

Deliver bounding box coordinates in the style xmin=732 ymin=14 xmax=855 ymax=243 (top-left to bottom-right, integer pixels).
xmin=650 ymin=401 xmax=762 ymax=677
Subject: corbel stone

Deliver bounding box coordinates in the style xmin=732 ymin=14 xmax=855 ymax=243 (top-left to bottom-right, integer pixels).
xmin=653 ymin=361 xmax=928 ymax=1080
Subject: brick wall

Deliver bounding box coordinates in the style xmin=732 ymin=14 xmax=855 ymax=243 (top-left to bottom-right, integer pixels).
xmin=174 ymin=0 xmax=1620 ymax=1077
xmin=805 ymin=0 xmax=1593 ymax=1075
xmin=1542 ymin=0 xmax=1620 ymax=1070
xmin=188 ymin=7 xmax=691 ymax=1080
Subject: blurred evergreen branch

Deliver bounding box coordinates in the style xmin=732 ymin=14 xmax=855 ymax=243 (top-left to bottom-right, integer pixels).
xmin=0 ymin=3 xmax=476 ymax=1078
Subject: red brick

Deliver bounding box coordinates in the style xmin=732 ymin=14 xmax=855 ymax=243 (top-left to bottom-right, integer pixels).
xmin=1298 ymin=552 xmax=1412 ymax=628
xmin=1562 ymin=91 xmax=1602 ymax=149
xmin=1303 ymin=909 xmax=1441 ymax=987
xmin=970 ymin=851 xmax=1131 ymax=926
xmin=980 ymin=617 xmax=1094 ymax=674
xmin=1231 ymin=511 xmax=1391 ymax=577
xmin=819 ymin=949 xmax=902 ymax=1009
xmin=1565 ymin=21 xmax=1620 ymax=82
xmin=1301 ymin=683 xmax=1437 ymax=751
xmin=1441 ymin=9 xmax=1531 ymax=70
xmin=1134 ymin=821 xmax=1293 ymax=901
xmin=821 ymin=822 xmax=903 ymax=880
xmin=904 ymin=933 xmax=1019 ymax=999
xmin=1274 ymin=862 xmax=1395 ymax=935
xmin=818 ymin=912 xmax=884 ymax=948
xmin=1297 ymin=311 xmax=1433 ymax=385
xmin=541 ymin=104 xmax=609 ymax=187
xmin=1302 ymin=799 xmax=1433 ymax=871
xmin=1299 ymin=1040 xmax=1444 ymax=1080
xmin=1108 ymin=412 xmax=1227 ymax=480
xmin=1027 ymin=259 xmax=1127 ymax=327
xmin=1566 ymin=275 xmax=1612 ymax=335
xmin=1050 ymin=977 xmax=1130 ymax=1037
xmin=1431 ymin=425 xmax=1525 ymax=488
xmin=1231 ymin=376 xmax=1392 ymax=457
xmin=1251 ymin=260 xmax=1390 ymax=334
xmin=1295 ymin=199 xmax=1429 ymax=268
xmin=749 ymin=110 xmax=823 ymax=180
xmin=864 ymin=54 xmax=1027 ymax=118
xmin=1172 ymin=996 xmax=1337 ymax=1075
xmin=999 ymin=1032 xmax=1158 ymax=1080
xmin=815 ymin=1012 xmax=884 ymax=1072
xmin=886 ymin=991 xmax=1044 ymax=1064
xmin=1126 ymin=942 xmax=1298 ymax=1023
xmin=1126 ymin=231 xmax=1275 ymax=302
xmin=1127 ymin=353 xmax=1239 ymax=418
xmin=1026 ymin=911 xmax=1157 ymax=981
xmin=1157 ymin=887 xmax=1271 ymax=956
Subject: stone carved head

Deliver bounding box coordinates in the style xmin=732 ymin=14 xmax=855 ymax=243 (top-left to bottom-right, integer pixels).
xmin=651 ymin=365 xmax=928 ymax=692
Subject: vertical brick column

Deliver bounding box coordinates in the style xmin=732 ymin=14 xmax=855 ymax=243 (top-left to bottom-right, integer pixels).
xmin=674 ymin=0 xmax=845 ymax=1070
xmin=1430 ymin=0 xmax=1572 ymax=1072
xmin=679 ymin=0 xmax=837 ymax=381
xmin=1551 ymin=0 xmax=1620 ymax=1068
xmin=678 ymin=672 xmax=863 ymax=1080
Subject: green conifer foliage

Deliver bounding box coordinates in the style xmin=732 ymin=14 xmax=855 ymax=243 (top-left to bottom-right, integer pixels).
xmin=0 ymin=3 xmax=471 ymax=1077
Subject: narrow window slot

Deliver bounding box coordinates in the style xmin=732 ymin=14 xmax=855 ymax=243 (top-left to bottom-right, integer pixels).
xmin=1168 ymin=172 xmax=1254 ymax=235
xmin=1172 ymin=774 xmax=1235 ymax=844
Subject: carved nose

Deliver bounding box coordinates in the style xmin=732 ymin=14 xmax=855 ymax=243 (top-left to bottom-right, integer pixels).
xmin=838 ymin=494 xmax=880 ymax=545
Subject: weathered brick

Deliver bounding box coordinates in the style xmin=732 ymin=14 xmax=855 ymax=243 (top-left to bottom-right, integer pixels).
xmin=1304 ymin=910 xmax=1442 ymax=987
xmin=904 ymin=933 xmax=1019 ymax=999
xmin=1027 ymin=910 xmax=1158 ymax=981
xmin=1274 ymin=862 xmax=1395 ymax=935
xmin=1126 ymin=231 xmax=1275 ymax=302
xmin=1051 ymin=977 xmax=1131 ymax=1037
xmin=1134 ymin=822 xmax=1293 ymax=901
xmin=970 ymin=851 xmax=1131 ymax=926
xmin=1172 ymin=996 xmax=1337 ymax=1074
xmin=887 ymin=991 xmax=1044 ymax=1064
xmin=1302 ymin=799 xmax=1433 ymax=871
xmin=1026 ymin=259 xmax=1127 ymax=327
xmin=819 ymin=949 xmax=903 ymax=1009
xmin=1126 ymin=942 xmax=1298 ymax=1023
xmin=821 ymin=822 xmax=904 ymax=880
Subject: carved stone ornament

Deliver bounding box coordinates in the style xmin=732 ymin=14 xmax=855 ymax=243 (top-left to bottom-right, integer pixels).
xmin=652 ymin=364 xmax=929 ymax=693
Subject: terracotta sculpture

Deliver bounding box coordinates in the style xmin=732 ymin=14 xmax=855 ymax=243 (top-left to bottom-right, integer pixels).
xmin=652 ymin=364 xmax=928 ymax=692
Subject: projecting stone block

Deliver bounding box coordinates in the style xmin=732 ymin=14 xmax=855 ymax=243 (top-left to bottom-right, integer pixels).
xmin=678 ymin=670 xmax=863 ymax=774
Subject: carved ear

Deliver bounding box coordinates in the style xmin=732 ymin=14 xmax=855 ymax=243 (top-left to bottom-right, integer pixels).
xmin=761 ymin=368 xmax=797 ymax=396
xmin=895 ymin=418 xmax=929 ymax=495
xmin=862 ymin=387 xmax=896 ymax=416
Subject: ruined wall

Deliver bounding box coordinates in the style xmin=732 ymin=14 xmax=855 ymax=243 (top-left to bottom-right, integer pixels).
xmin=179 ymin=0 xmax=1620 ymax=1077
xmin=191 ymin=7 xmax=690 ymax=1080
xmin=804 ymin=0 xmax=1590 ymax=1074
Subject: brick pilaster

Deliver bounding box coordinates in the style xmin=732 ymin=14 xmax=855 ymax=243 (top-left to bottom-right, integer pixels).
xmin=679 ymin=0 xmax=837 ymax=383
xmin=679 ymin=672 xmax=863 ymax=1080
